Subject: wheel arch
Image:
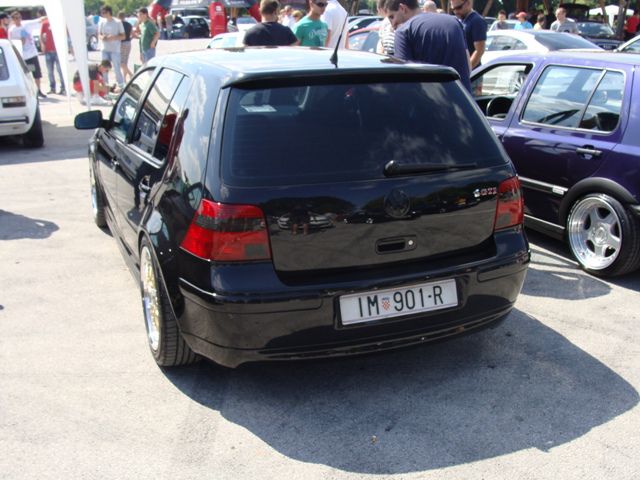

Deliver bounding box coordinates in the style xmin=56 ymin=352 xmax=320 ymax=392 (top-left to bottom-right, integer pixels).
xmin=559 ymin=177 xmax=639 ymax=227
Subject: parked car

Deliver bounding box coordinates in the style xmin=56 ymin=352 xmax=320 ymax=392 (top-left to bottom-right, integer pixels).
xmin=33 ymin=18 xmax=98 ymax=52
xmin=484 ymin=16 xmax=496 ymax=30
xmin=483 ymin=30 xmax=601 ymax=63
xmin=617 ymin=34 xmax=640 ymax=53
xmin=471 ymin=51 xmax=640 ymax=276
xmin=171 ymin=15 xmax=210 ymax=39
xmin=207 ymin=31 xmax=245 ymax=49
xmin=488 ymin=19 xmax=519 ymax=31
xmin=347 ymin=24 xmax=381 ymax=52
xmin=0 ymin=39 xmax=43 ymax=148
xmin=347 ymin=15 xmax=382 ymax=33
xmin=235 ymin=16 xmax=258 ymax=32
xmin=575 ymin=21 xmax=622 ymax=50
xmin=74 ymin=47 xmax=529 ymax=368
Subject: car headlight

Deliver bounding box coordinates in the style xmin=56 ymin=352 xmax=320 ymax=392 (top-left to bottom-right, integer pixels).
xmin=1 ymin=96 xmax=27 ymax=107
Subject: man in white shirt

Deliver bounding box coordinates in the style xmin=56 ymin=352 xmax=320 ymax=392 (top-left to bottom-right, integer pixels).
xmin=98 ymin=6 xmax=125 ymax=88
xmin=280 ymin=5 xmax=296 ymax=28
xmin=9 ymin=11 xmax=46 ymax=98
xmin=322 ymin=0 xmax=348 ymax=49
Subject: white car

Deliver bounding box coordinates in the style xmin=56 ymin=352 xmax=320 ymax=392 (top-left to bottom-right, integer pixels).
xmin=482 ymin=30 xmax=601 ymax=64
xmin=488 ymin=19 xmax=519 ymax=31
xmin=207 ymin=32 xmax=245 ymax=49
xmin=0 ymin=39 xmax=43 ymax=148
xmin=617 ymin=34 xmax=640 ymax=53
xmin=235 ymin=16 xmax=257 ymax=33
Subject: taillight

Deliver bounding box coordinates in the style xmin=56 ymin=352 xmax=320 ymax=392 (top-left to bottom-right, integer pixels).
xmin=494 ymin=176 xmax=524 ymax=231
xmin=180 ymin=200 xmax=271 ymax=262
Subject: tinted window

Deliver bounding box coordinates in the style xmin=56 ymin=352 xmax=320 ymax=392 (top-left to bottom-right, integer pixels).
xmin=577 ymin=22 xmax=615 ymax=37
xmin=111 ymin=68 xmax=155 ymax=142
xmin=472 ymin=64 xmax=530 ymax=96
xmin=131 ymin=68 xmax=184 ymax=160
xmin=522 ymin=66 xmax=621 ymax=131
xmin=579 ymin=70 xmax=624 ymax=132
xmin=534 ymin=32 xmax=599 ymax=50
xmin=222 ymin=82 xmax=506 ymax=187
xmin=0 ymin=48 xmax=9 ymax=81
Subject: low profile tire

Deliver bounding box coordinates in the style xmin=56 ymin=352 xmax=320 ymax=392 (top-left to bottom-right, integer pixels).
xmin=22 ymin=107 xmax=44 ymax=148
xmin=89 ymin=163 xmax=107 ymax=228
xmin=140 ymin=238 xmax=199 ymax=366
xmin=566 ymin=193 xmax=640 ymax=277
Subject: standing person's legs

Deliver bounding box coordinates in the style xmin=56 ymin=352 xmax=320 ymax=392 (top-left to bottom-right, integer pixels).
xmin=110 ymin=50 xmax=124 ymax=86
xmin=45 ymin=52 xmax=56 ymax=92
xmin=143 ymin=48 xmax=156 ymax=63
xmin=53 ymin=54 xmax=65 ymax=93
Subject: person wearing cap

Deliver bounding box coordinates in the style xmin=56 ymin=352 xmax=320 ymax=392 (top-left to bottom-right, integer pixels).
xmin=244 ymin=0 xmax=299 ymax=46
xmin=292 ymin=0 xmax=329 ymax=46
xmin=550 ymin=7 xmax=578 ymax=34
xmin=514 ymin=11 xmax=533 ymax=30
xmin=451 ymin=0 xmax=486 ymax=68
xmin=0 ymin=13 xmax=9 ymax=39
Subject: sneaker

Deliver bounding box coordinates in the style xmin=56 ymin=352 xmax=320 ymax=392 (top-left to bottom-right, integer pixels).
xmin=37 ymin=90 xmax=47 ymax=99
xmin=58 ymin=89 xmax=66 ymax=96
xmin=47 ymin=89 xmax=55 ymax=95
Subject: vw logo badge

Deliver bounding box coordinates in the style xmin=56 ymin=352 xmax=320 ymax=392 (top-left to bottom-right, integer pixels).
xmin=384 ymin=189 xmax=410 ymax=219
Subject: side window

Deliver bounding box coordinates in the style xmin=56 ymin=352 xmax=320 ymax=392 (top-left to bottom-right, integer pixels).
xmin=579 ymin=70 xmax=624 ymax=132
xmin=622 ymin=40 xmax=640 ymax=53
xmin=11 ymin=45 xmax=30 ymax=75
xmin=522 ymin=66 xmax=602 ymax=128
xmin=362 ymin=31 xmax=380 ymax=53
xmin=471 ymin=64 xmax=530 ymax=97
xmin=131 ymin=68 xmax=185 ymax=161
xmin=512 ymin=39 xmax=526 ymax=51
xmin=111 ymin=68 xmax=155 ymax=142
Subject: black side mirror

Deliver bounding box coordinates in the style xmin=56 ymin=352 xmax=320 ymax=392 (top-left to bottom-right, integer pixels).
xmin=74 ymin=110 xmax=104 ymax=130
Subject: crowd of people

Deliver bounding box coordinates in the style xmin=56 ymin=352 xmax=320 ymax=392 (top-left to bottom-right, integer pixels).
xmin=3 ymin=0 xmax=640 ymax=103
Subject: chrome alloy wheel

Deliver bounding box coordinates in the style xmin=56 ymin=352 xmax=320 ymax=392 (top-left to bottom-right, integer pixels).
xmin=89 ymin=167 xmax=98 ymax=217
xmin=140 ymin=247 xmax=161 ymax=351
xmin=568 ymin=196 xmax=622 ymax=271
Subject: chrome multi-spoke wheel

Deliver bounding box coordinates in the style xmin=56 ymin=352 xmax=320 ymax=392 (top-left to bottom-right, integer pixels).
xmin=566 ymin=193 xmax=640 ymax=276
xmin=140 ymin=246 xmax=161 ymax=352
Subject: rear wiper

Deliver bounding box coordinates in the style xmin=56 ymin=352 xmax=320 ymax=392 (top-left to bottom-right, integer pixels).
xmin=383 ymin=160 xmax=477 ymax=177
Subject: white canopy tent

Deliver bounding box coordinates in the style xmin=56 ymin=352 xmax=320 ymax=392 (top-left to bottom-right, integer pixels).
xmin=0 ymin=0 xmax=91 ymax=106
xmin=589 ymin=5 xmax=635 ymax=17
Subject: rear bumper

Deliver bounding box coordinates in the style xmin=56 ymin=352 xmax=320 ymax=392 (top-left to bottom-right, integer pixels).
xmin=0 ymin=115 xmax=31 ymax=135
xmin=175 ymin=230 xmax=529 ymax=367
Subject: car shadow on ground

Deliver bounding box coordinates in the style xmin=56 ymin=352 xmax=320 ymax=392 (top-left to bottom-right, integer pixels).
xmin=525 ymin=229 xmax=640 ymax=294
xmin=0 ymin=209 xmax=59 ymax=240
xmin=163 ymin=310 xmax=638 ymax=474
xmin=0 ymin=121 xmax=92 ymax=165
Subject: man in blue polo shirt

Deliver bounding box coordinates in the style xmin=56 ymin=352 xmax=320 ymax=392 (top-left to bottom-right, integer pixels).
xmin=384 ymin=0 xmax=471 ymax=91
xmin=451 ymin=0 xmax=486 ymax=69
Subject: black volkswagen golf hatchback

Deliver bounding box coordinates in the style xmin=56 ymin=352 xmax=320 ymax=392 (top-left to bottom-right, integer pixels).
xmin=75 ymin=47 xmax=529 ymax=368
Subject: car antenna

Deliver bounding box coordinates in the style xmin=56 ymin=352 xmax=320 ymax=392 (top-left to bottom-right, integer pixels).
xmin=330 ymin=13 xmax=350 ymax=68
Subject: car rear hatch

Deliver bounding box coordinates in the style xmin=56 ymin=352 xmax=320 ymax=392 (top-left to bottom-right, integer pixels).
xmin=216 ymin=77 xmax=514 ymax=274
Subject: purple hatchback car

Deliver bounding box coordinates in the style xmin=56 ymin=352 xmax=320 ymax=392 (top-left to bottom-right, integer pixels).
xmin=471 ymin=52 xmax=640 ymax=277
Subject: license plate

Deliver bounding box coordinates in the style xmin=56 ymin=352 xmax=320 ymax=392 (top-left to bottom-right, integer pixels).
xmin=339 ymin=279 xmax=458 ymax=326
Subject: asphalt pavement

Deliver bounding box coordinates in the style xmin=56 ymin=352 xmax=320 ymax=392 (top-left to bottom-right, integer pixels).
xmin=1 ymin=39 xmax=639 ymax=480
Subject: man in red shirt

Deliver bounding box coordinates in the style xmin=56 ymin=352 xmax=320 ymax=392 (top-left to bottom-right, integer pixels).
xmin=0 ymin=13 xmax=9 ymax=39
xmin=625 ymin=10 xmax=639 ymax=41
xmin=40 ymin=12 xmax=66 ymax=95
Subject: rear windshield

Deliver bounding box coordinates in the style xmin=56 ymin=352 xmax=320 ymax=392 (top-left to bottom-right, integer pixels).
xmin=0 ymin=48 xmax=9 ymax=81
xmin=534 ymin=32 xmax=600 ymax=50
xmin=221 ymin=81 xmax=506 ymax=186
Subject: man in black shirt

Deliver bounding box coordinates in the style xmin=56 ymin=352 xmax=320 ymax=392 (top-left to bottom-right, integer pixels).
xmin=244 ymin=0 xmax=299 ymax=46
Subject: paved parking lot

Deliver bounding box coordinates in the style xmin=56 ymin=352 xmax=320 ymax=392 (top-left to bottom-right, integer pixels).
xmin=1 ymin=39 xmax=640 ymax=480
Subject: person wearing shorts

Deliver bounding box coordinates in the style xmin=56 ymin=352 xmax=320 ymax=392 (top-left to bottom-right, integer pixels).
xmin=118 ymin=11 xmax=134 ymax=83
xmin=9 ymin=11 xmax=46 ymax=98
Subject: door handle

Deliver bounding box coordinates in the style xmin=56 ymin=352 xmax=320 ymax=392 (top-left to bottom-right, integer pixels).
xmin=139 ymin=175 xmax=151 ymax=193
xmin=110 ymin=157 xmax=119 ymax=168
xmin=576 ymin=146 xmax=602 ymax=158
